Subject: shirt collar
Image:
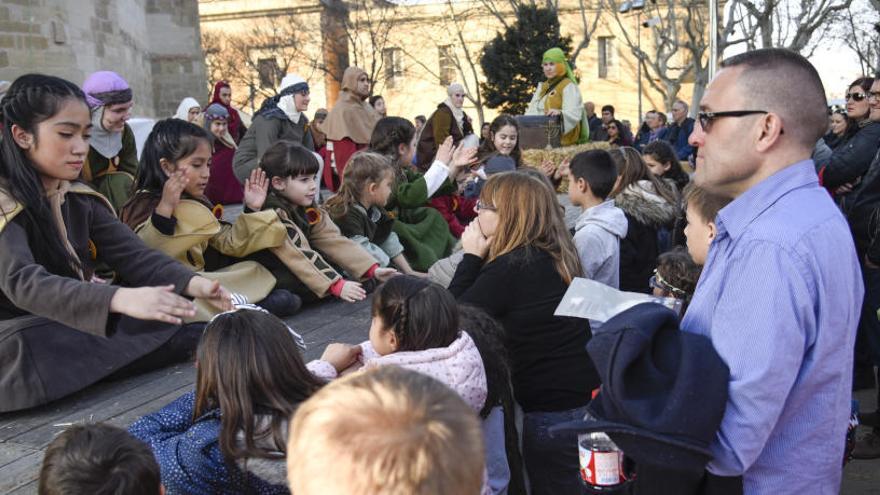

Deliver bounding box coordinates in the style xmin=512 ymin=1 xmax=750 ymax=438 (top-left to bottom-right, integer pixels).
xmin=716 ymin=159 xmax=817 ymax=240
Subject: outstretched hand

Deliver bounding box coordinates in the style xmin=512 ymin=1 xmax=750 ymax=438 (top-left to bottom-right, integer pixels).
xmin=373 ymin=267 xmax=398 ymax=282
xmin=435 ymin=136 xmax=454 ymax=166
xmin=339 ymin=281 xmax=367 ymax=302
xmin=110 ymin=285 xmax=196 ymax=325
xmin=185 ymin=276 xmax=233 ymax=312
xmin=243 ymin=169 xmax=269 ymax=211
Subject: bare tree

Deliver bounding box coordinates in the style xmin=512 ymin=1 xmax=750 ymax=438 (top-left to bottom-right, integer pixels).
xmin=730 ymin=0 xmax=855 ymax=55
xmin=337 ymin=0 xmax=401 ymax=96
xmin=837 ymin=3 xmax=880 ymax=76
xmin=201 ymin=16 xmax=320 ymax=113
xmin=399 ymin=0 xmax=491 ymax=124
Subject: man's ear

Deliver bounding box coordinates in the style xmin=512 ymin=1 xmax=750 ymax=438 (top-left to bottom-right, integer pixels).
xmin=576 ymin=177 xmax=589 ymax=193
xmin=10 ymin=124 xmax=33 ymax=150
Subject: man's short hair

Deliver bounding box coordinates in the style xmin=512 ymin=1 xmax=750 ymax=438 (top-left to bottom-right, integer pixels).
xmin=601 ymin=104 xmax=615 ymax=115
xmin=287 ymin=366 xmax=485 ymax=495
xmin=673 ymin=100 xmax=689 ymax=112
xmin=720 ymin=48 xmax=827 ymax=148
xmin=39 ymin=423 xmax=161 ymax=495
xmin=683 ymin=182 xmax=732 ymax=224
xmin=570 ymin=149 xmax=617 ymax=200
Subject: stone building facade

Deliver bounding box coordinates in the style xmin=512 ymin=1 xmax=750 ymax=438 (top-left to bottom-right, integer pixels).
xmin=199 ymin=0 xmax=697 ymax=125
xmin=0 ymin=0 xmax=206 ymax=118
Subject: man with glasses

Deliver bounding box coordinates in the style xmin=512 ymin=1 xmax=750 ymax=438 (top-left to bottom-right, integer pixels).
xmin=663 ymin=99 xmax=696 ymax=161
xmin=682 ymin=49 xmax=862 ymax=494
xmin=845 ymin=76 xmax=880 ymax=460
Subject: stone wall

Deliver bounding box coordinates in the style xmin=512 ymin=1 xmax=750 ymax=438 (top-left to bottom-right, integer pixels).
xmin=0 ymin=0 xmax=205 ymax=118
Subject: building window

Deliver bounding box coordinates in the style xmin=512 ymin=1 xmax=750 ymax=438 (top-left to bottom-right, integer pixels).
xmin=598 ymin=37 xmax=617 ymax=80
xmin=383 ymin=47 xmax=404 ymax=87
xmin=438 ymin=45 xmax=457 ymax=86
xmin=258 ymin=58 xmax=280 ymax=89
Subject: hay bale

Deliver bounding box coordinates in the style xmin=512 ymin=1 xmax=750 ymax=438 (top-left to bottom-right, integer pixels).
xmin=521 ymin=142 xmax=613 ymax=192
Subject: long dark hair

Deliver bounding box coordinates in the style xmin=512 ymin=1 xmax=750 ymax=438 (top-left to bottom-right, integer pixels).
xmin=134 ymin=118 xmax=211 ymax=194
xmin=642 ymin=140 xmax=689 ymax=192
xmin=477 ymin=114 xmax=522 ymax=166
xmin=0 ymin=74 xmax=88 ymax=278
xmin=371 ymin=275 xmax=459 ymax=353
xmin=193 ymin=309 xmax=323 ymax=462
xmin=369 ymin=116 xmax=415 ymax=171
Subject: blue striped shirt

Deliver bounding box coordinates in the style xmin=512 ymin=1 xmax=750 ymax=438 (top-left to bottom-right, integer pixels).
xmin=681 ymin=160 xmax=863 ymax=494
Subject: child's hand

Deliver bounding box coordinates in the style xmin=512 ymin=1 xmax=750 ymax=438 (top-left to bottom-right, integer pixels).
xmin=435 ymin=136 xmax=454 ymax=166
xmin=339 ymin=281 xmax=366 ymax=302
xmin=451 ymin=144 xmax=478 ymax=173
xmin=555 ymin=158 xmax=571 ymax=179
xmin=320 ymin=343 xmax=363 ymax=373
xmin=540 ymin=159 xmax=556 ymax=178
xmin=373 ymin=267 xmax=398 ymax=282
xmin=461 ymin=221 xmax=490 ymax=258
xmin=156 ymin=168 xmax=188 ymax=219
xmin=243 ymin=168 xmax=269 ymax=211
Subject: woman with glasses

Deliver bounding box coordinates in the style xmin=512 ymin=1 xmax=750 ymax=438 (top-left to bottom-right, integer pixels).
xmin=821 ymin=77 xmax=880 ymax=199
xmin=448 ymin=171 xmax=597 ymax=495
xmin=606 ymin=118 xmax=633 ymax=147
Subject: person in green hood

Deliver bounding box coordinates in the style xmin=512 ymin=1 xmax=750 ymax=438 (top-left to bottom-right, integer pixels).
xmin=525 ymin=47 xmax=590 ymax=146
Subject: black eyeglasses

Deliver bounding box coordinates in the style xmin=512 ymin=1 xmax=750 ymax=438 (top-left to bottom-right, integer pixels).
xmin=869 ymin=91 xmax=880 ymax=101
xmin=697 ymin=110 xmax=778 ymax=133
xmin=846 ymin=93 xmax=868 ymax=102
xmin=475 ymin=200 xmax=496 ymax=212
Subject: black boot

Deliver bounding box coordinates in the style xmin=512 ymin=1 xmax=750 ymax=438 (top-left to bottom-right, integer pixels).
xmin=257 ymin=289 xmax=303 ymax=318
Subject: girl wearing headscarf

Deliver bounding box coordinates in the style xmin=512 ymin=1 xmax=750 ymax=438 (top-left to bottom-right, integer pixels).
xmin=232 ymin=74 xmax=315 ymax=183
xmin=174 ymin=97 xmax=201 ymax=123
xmin=82 ymin=70 xmax=139 ymax=211
xmin=208 ymin=81 xmax=246 ymax=143
xmin=203 ymin=104 xmax=242 ymax=205
xmin=525 ymin=48 xmax=589 ymax=146
xmin=416 ymin=82 xmax=474 ymax=171
xmin=321 ymin=67 xmax=381 ymax=191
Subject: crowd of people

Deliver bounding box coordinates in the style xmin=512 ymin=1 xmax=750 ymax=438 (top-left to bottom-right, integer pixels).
xmin=0 ymin=46 xmax=877 ymax=495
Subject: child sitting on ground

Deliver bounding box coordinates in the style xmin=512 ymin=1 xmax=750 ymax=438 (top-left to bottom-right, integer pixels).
xmin=370 ymin=117 xmax=476 ymax=270
xmin=287 ymin=366 xmax=485 ymax=495
xmin=308 ymin=276 xmax=502 ymax=494
xmin=568 ymin=149 xmax=629 ymax=289
xmin=120 ymin=118 xmax=299 ymax=320
xmin=248 ymin=142 xmax=397 ymax=303
xmin=682 ymin=182 xmax=731 ymax=266
xmin=650 ymin=247 xmax=702 ymax=313
xmin=129 ymin=308 xmax=323 ymax=494
xmin=324 ymin=151 xmax=423 ymax=275
xmin=39 ymin=423 xmax=162 ymax=495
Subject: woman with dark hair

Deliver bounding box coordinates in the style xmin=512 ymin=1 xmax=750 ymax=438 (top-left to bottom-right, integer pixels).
xmin=642 ymin=139 xmax=690 ymax=193
xmin=368 ymin=95 xmax=387 ymax=117
xmin=823 ymin=108 xmax=852 ymax=151
xmin=606 ymin=119 xmax=633 ymax=147
xmin=130 ymin=308 xmax=324 ymax=493
xmin=0 ymin=74 xmax=231 ymax=412
xmin=822 ymin=77 xmax=880 ymax=199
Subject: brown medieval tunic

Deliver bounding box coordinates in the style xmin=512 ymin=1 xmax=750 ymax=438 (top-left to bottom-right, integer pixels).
xmin=0 ymin=187 xmax=196 ymax=412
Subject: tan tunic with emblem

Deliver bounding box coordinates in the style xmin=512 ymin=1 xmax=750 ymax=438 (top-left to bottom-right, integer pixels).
xmin=525 ymin=78 xmax=585 ymax=146
xmin=133 ymin=199 xmax=287 ymax=321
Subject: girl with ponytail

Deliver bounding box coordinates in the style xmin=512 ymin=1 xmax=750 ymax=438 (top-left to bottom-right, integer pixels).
xmin=0 ymin=74 xmax=231 ymax=412
xmin=368 ymin=116 xmax=475 ymax=271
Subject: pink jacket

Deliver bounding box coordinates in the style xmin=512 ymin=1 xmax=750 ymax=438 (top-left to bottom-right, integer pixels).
xmin=308 ymin=331 xmax=488 ymax=412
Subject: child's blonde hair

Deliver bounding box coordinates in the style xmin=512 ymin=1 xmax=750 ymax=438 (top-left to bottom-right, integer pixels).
xmin=682 ymin=183 xmax=731 ymax=224
xmin=325 ymin=151 xmax=394 ymax=217
xmin=287 ymin=366 xmax=485 ymax=495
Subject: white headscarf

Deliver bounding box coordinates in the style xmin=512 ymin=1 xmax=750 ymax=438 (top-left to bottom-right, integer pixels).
xmin=276 ymin=74 xmax=306 ymax=124
xmin=174 ymin=97 xmax=201 ymax=121
xmin=443 ymin=82 xmax=466 ymax=132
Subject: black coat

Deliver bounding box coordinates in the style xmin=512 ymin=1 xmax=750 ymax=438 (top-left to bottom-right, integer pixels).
xmin=448 ymin=247 xmax=599 ymax=413
xmin=822 ymin=121 xmax=880 ymax=189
